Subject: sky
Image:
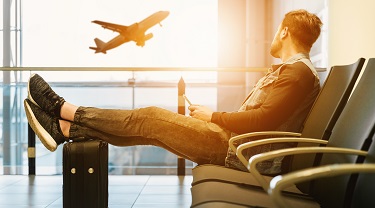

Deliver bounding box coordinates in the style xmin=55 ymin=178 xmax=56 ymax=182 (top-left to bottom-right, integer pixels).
xmin=21 ymin=0 xmax=218 ymax=68
xmin=1 ymin=0 xmax=219 ymax=172
xmin=1 ymin=0 xmax=220 ymax=122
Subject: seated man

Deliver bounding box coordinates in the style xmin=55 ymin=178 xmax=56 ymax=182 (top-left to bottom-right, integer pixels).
xmin=24 ymin=9 xmax=322 ymax=175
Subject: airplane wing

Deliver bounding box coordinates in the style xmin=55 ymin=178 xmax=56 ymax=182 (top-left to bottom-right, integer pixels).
xmin=92 ymin=20 xmax=128 ymax=33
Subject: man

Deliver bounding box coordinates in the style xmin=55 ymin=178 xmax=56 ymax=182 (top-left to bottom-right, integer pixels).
xmin=24 ymin=9 xmax=322 ymax=174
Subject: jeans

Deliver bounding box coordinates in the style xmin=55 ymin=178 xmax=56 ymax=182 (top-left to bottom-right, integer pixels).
xmin=69 ymin=106 xmax=231 ymax=165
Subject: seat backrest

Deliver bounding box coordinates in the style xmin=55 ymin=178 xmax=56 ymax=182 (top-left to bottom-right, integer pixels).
xmin=308 ymin=58 xmax=375 ymax=207
xmin=291 ymin=58 xmax=365 ymax=172
xmin=300 ymin=57 xmax=365 ymax=139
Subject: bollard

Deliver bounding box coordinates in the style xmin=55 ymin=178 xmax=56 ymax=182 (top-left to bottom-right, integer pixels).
xmin=28 ymin=124 xmax=36 ymax=175
xmin=177 ymin=77 xmax=186 ymax=175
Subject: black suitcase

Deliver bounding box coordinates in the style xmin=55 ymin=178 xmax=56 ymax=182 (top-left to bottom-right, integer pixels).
xmin=63 ymin=140 xmax=108 ymax=208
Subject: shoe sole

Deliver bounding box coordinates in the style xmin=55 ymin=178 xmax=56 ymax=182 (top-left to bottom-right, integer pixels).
xmin=27 ymin=73 xmax=41 ymax=108
xmin=24 ymin=99 xmax=57 ymax=152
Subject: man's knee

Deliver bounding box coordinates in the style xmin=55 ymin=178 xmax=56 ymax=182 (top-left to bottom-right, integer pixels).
xmin=141 ymin=106 xmax=172 ymax=118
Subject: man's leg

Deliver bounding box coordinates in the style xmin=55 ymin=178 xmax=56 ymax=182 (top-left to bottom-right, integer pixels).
xmin=26 ymin=73 xmax=230 ymax=165
xmin=69 ymin=106 xmax=230 ymax=165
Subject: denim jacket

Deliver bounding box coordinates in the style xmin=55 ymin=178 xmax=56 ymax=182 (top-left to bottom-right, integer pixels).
xmin=222 ymin=53 xmax=320 ymax=175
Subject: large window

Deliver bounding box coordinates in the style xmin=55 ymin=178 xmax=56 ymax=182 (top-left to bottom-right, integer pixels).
xmin=22 ymin=0 xmax=218 ymax=68
xmin=1 ymin=0 xmax=219 ymax=175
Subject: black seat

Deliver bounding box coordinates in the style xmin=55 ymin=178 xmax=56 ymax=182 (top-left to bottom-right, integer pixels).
xmin=251 ymin=58 xmax=375 ymax=208
xmin=269 ymin=139 xmax=375 ymax=208
xmin=270 ymin=84 xmax=375 ymax=207
xmin=191 ymin=58 xmax=365 ymax=190
xmin=191 ymin=58 xmax=375 ymax=208
xmin=350 ymin=135 xmax=375 ymax=208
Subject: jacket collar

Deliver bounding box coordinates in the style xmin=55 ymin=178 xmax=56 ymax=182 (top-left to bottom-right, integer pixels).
xmin=270 ymin=53 xmax=310 ymax=71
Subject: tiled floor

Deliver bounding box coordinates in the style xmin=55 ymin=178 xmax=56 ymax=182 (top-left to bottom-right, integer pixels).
xmin=0 ymin=175 xmax=193 ymax=208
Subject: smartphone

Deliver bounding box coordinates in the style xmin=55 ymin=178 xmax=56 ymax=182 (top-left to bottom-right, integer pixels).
xmin=183 ymin=94 xmax=192 ymax=106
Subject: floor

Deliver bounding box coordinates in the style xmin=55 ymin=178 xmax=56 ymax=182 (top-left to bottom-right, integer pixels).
xmin=0 ymin=175 xmax=193 ymax=208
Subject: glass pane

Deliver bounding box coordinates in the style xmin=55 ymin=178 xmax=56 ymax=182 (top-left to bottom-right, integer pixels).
xmin=2 ymin=0 xmax=220 ymax=175
xmin=22 ymin=0 xmax=218 ymax=67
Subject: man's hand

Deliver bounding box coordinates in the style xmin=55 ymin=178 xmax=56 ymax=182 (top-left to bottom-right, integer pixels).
xmin=188 ymin=105 xmax=213 ymax=122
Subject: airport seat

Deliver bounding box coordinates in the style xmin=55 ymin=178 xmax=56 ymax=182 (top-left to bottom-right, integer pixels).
xmin=348 ymin=135 xmax=375 ymax=208
xmin=191 ymin=58 xmax=365 ymax=190
xmin=190 ymin=58 xmax=375 ymax=207
xmin=269 ymin=134 xmax=375 ymax=208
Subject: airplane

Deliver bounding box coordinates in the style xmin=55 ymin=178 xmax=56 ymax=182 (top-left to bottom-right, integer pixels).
xmin=89 ymin=11 xmax=170 ymax=54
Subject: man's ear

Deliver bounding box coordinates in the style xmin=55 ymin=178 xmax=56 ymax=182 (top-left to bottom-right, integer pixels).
xmin=280 ymin=27 xmax=289 ymax=39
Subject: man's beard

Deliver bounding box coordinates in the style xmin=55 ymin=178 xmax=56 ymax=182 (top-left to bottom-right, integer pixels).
xmin=270 ymin=36 xmax=282 ymax=58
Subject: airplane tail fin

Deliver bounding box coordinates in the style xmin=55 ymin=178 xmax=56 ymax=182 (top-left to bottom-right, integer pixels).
xmin=89 ymin=38 xmax=106 ymax=54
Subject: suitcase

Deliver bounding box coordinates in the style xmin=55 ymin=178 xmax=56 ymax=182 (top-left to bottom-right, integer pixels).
xmin=63 ymin=140 xmax=108 ymax=208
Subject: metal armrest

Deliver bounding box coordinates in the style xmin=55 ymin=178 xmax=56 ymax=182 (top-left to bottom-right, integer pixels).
xmin=248 ymin=146 xmax=367 ymax=191
xmin=229 ymin=131 xmax=301 ymax=154
xmin=236 ymin=137 xmax=328 ymax=169
xmin=269 ymin=163 xmax=375 ymax=208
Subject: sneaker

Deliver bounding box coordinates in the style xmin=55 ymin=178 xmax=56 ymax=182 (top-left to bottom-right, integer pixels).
xmin=28 ymin=73 xmax=65 ymax=118
xmin=24 ymin=99 xmax=67 ymax=152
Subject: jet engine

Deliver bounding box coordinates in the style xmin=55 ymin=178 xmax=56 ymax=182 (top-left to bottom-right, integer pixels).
xmin=136 ymin=33 xmax=154 ymax=47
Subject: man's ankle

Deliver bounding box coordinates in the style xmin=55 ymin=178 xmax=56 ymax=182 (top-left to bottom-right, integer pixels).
xmin=59 ymin=120 xmax=71 ymax=138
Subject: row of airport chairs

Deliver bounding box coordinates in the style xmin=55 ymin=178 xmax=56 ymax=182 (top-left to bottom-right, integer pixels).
xmin=190 ymin=58 xmax=375 ymax=208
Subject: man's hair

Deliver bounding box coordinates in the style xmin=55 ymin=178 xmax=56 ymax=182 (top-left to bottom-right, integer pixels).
xmin=281 ymin=9 xmax=323 ymax=51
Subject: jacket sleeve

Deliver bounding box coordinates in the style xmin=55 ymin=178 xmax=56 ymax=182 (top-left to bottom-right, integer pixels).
xmin=211 ymin=62 xmax=316 ymax=134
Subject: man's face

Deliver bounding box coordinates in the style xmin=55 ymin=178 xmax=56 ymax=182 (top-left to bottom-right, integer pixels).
xmin=270 ymin=24 xmax=283 ymax=58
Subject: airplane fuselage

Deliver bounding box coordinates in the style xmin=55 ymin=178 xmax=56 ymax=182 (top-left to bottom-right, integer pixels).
xmin=90 ymin=11 xmax=169 ymax=53
xmin=138 ymin=11 xmax=170 ymax=32
xmin=103 ymin=35 xmax=128 ymax=51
